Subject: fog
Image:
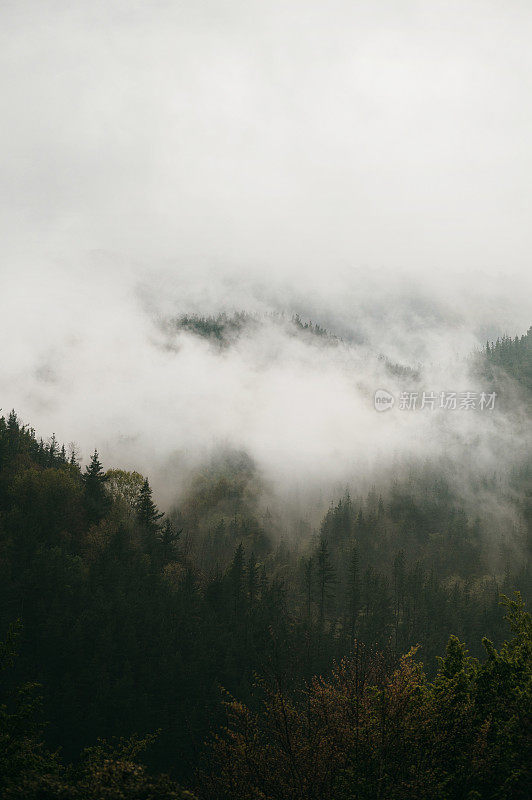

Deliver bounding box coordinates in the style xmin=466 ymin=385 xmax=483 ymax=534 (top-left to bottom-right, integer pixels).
xmin=1 ymin=0 xmax=530 ymax=521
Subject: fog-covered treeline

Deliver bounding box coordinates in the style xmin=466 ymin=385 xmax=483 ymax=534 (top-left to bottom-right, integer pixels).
xmin=0 ymin=330 xmax=530 ymax=797
xmin=2 ymin=1 xmax=532 ymax=796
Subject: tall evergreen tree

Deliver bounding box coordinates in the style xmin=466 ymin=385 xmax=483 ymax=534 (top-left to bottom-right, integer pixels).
xmin=229 ymin=542 xmax=245 ymax=618
xmin=348 ymin=543 xmax=360 ymax=646
xmin=304 ymin=557 xmax=314 ymax=620
xmin=136 ymin=479 xmax=164 ymax=557
xmin=317 ymin=538 xmax=335 ymax=635
xmin=136 ymin=478 xmax=163 ymax=528
xmin=83 ymin=450 xmax=110 ymax=524
xmin=158 ymin=518 xmax=181 ymax=564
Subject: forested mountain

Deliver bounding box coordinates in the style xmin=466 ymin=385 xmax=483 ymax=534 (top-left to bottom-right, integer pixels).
xmin=0 ymin=331 xmax=531 ymax=798
xmin=4 ymin=0 xmax=532 ymax=793
xmin=483 ymin=326 xmax=532 ymax=389
xmin=160 ymin=312 xmax=339 ymax=349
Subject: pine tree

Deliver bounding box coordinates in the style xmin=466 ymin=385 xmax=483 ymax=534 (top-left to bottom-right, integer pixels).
xmin=229 ymin=542 xmax=245 ymax=618
xmin=6 ymin=410 xmax=19 ymax=457
xmin=48 ymin=433 xmax=58 ymax=466
xmin=136 ymin=478 xmax=163 ymax=531
xmin=247 ymin=552 xmax=258 ymax=606
xmin=317 ymin=537 xmax=335 ymax=634
xmin=158 ymin=518 xmax=181 ymax=564
xmin=393 ymin=549 xmax=406 ymax=650
xmin=69 ymin=443 xmax=79 ymax=467
xmin=83 ymin=450 xmax=110 ymax=524
xmin=348 ymin=543 xmax=360 ymax=646
xmin=304 ymin=557 xmax=314 ymax=620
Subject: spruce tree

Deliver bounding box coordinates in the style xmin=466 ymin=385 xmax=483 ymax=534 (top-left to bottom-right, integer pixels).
xmin=158 ymin=518 xmax=181 ymax=564
xmin=348 ymin=543 xmax=360 ymax=646
xmin=136 ymin=478 xmax=163 ymax=531
xmin=317 ymin=537 xmax=335 ymax=634
xmin=229 ymin=542 xmax=245 ymax=617
xmin=247 ymin=552 xmax=258 ymax=606
xmin=304 ymin=557 xmax=314 ymax=620
xmin=83 ymin=450 xmax=110 ymax=524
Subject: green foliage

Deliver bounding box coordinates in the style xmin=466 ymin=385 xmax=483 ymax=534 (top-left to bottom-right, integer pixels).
xmin=83 ymin=450 xmax=111 ymax=525
xmin=0 ymin=624 xmax=196 ymax=798
xmin=106 ymin=469 xmax=145 ymax=517
xmin=203 ymin=596 xmax=531 ymax=800
xmin=0 ymin=408 xmax=529 ymax=796
xmin=0 ymin=621 xmax=62 ymax=797
xmin=167 ymin=312 xmax=255 ymax=347
xmin=164 ymin=311 xmax=337 ymax=350
xmin=483 ymin=326 xmax=532 ymax=389
xmin=136 ymin=478 xmax=164 ymax=529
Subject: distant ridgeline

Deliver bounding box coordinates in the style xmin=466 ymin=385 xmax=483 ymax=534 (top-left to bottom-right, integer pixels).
xmin=161 ymin=311 xmax=339 ymax=347
xmin=161 ymin=312 xmax=532 ymax=392
xmin=483 ymin=325 xmax=532 ymax=390
xmin=167 ymin=310 xmax=255 ymax=345
xmin=160 ymin=310 xmax=422 ymax=380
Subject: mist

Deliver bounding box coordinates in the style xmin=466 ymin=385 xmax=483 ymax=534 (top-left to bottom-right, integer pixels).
xmin=1 ymin=0 xmax=531 ymax=526
xmin=3 ymin=6 xmax=532 ymax=792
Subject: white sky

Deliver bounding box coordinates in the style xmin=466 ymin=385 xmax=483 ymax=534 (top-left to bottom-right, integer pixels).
xmin=1 ymin=1 xmax=531 ymax=281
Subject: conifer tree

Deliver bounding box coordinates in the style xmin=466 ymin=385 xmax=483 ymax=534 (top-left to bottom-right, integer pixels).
xmin=348 ymin=543 xmax=360 ymax=645
xmin=247 ymin=552 xmax=258 ymax=605
xmin=159 ymin=518 xmax=181 ymax=564
xmin=229 ymin=542 xmax=245 ymax=617
xmin=317 ymin=537 xmax=335 ymax=634
xmin=304 ymin=557 xmax=314 ymax=620
xmin=393 ymin=549 xmax=406 ymax=650
xmin=136 ymin=478 xmax=163 ymax=531
xmin=83 ymin=450 xmax=110 ymax=524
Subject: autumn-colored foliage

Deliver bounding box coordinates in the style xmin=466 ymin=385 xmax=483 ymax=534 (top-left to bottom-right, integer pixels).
xmin=202 ymin=596 xmax=531 ymax=800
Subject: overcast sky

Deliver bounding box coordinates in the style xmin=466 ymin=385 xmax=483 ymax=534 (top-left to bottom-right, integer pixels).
xmin=2 ymin=1 xmax=531 ymax=281
xmin=0 ymin=1 xmax=530 ymax=502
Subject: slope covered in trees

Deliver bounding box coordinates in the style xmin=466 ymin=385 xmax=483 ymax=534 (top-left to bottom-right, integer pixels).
xmin=161 ymin=312 xmax=339 ymax=349
xmin=0 ymin=397 xmax=530 ymax=797
xmin=484 ymin=326 xmax=532 ymax=390
xmin=205 ymin=595 xmax=531 ymax=800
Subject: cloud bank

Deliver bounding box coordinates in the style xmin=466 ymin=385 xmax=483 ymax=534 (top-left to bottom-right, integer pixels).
xmin=1 ymin=0 xmax=530 ymax=523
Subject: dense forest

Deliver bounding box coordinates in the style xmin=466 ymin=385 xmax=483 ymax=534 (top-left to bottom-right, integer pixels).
xmin=483 ymin=326 xmax=532 ymax=390
xmin=0 ymin=329 xmax=531 ymax=798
